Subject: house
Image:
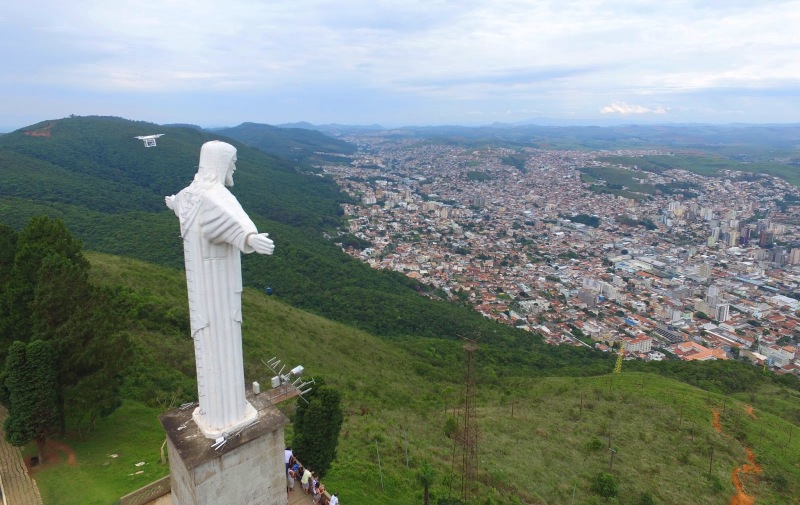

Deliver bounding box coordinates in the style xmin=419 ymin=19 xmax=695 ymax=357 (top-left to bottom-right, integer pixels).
xmin=672 ymin=341 xmax=727 ymax=361
xmin=623 ymin=336 xmax=652 ymax=354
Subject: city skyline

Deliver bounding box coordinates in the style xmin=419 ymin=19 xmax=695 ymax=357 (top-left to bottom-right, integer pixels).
xmin=2 ymin=0 xmax=800 ymax=131
xmin=324 ymin=132 xmax=800 ymax=368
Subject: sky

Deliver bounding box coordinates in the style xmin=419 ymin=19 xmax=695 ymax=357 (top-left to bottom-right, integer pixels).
xmin=2 ymin=0 xmax=800 ymax=130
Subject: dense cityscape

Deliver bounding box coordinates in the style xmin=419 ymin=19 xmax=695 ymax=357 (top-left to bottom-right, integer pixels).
xmin=320 ymin=134 xmax=800 ymax=373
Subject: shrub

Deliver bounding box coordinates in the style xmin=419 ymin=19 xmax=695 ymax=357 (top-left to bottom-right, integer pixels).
xmin=638 ymin=491 xmax=655 ymax=505
xmin=444 ymin=415 xmax=459 ymax=438
xmin=708 ymin=474 xmax=725 ymax=493
xmin=591 ymin=472 xmax=618 ymax=500
xmin=437 ymin=499 xmax=466 ymax=505
xmin=586 ymin=436 xmax=604 ymax=452
xmin=769 ymin=473 xmax=788 ymax=493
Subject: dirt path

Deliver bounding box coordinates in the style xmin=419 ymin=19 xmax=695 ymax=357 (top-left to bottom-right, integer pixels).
xmin=25 ymin=438 xmax=77 ymax=473
xmin=712 ymin=409 xmax=722 ymax=433
xmin=730 ymin=448 xmax=761 ymax=505
xmin=45 ymin=439 xmax=77 ymax=466
xmin=711 ymin=405 xmax=762 ymax=505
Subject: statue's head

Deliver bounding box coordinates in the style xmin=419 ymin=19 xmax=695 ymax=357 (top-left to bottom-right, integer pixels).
xmin=197 ymin=140 xmax=238 ymax=187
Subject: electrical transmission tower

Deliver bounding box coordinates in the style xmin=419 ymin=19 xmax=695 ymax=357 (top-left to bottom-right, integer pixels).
xmin=457 ymin=340 xmax=479 ymax=502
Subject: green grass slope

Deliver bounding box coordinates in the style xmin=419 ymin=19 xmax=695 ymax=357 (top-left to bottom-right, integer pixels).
xmin=27 ymin=252 xmax=798 ymax=505
xmin=28 ymin=401 xmax=171 ymax=505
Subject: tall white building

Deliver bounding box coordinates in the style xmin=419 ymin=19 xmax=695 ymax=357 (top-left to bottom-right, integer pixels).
xmin=715 ymin=303 xmax=730 ymax=323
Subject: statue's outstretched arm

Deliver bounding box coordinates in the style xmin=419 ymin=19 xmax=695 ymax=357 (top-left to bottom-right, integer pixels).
xmin=247 ymin=233 xmax=275 ymax=255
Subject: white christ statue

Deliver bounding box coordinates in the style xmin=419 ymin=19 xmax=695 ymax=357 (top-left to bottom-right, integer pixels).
xmin=166 ymin=140 xmax=274 ymax=439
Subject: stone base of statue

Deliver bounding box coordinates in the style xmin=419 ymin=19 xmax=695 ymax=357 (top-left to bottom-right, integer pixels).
xmin=160 ymin=390 xmax=288 ymax=505
xmin=192 ymin=402 xmax=258 ymax=440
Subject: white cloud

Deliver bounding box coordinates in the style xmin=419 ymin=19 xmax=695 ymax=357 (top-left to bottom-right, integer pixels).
xmin=2 ymin=0 xmax=800 ymax=125
xmin=600 ymin=102 xmax=667 ymax=115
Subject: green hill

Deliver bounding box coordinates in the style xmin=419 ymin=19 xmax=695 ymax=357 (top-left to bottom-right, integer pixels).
xmin=0 ymin=115 xmax=533 ymax=347
xmin=213 ymin=121 xmax=357 ymax=164
xmin=3 ymin=115 xmax=800 ymax=503
xmin=25 ymin=251 xmax=799 ymax=505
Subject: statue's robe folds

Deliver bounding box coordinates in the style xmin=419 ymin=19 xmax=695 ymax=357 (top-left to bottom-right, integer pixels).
xmin=172 ymin=183 xmax=258 ymax=436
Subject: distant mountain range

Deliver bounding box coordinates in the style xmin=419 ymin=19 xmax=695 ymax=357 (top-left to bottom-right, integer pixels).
xmin=89 ymin=118 xmax=800 ymax=163
xmin=273 ymin=121 xmax=800 ymax=160
xmin=212 ymin=122 xmax=356 ymax=164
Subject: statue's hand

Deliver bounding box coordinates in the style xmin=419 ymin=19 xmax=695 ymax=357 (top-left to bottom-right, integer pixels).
xmin=165 ymin=195 xmax=176 ymax=210
xmin=248 ymin=233 xmax=275 ymax=255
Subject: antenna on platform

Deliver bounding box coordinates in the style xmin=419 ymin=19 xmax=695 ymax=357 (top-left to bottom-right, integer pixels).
xmin=297 ymin=378 xmax=316 ymax=404
xmin=261 ymin=356 xmax=312 ymax=404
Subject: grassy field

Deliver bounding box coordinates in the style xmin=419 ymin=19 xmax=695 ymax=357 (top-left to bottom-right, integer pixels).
xmin=25 ymin=252 xmax=800 ymax=505
xmin=25 ymin=401 xmax=169 ymax=505
xmin=599 ymin=153 xmax=800 ymax=187
xmin=579 ymin=166 xmax=656 ymax=194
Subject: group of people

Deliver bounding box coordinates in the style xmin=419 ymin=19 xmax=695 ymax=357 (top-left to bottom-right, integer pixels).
xmin=285 ymin=447 xmax=339 ymax=505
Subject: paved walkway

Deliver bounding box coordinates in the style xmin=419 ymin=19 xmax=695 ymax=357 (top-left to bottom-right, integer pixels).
xmin=146 ymin=488 xmax=314 ymax=505
xmin=287 ymin=488 xmax=314 ymax=505
xmin=0 ymin=406 xmax=44 ymax=505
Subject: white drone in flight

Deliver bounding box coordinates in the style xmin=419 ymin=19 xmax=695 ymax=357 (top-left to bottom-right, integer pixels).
xmin=135 ymin=134 xmax=164 ymax=147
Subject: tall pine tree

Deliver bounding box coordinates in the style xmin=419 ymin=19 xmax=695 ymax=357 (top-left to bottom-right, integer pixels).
xmin=3 ymin=340 xmax=60 ymax=461
xmin=1 ymin=216 xmax=88 ymax=344
xmin=292 ymin=380 xmax=343 ymax=478
xmin=0 ymin=224 xmax=16 ymax=286
xmin=0 ymin=216 xmax=130 ymax=435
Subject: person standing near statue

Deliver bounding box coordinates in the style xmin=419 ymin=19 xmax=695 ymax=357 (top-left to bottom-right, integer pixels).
xmin=166 ymin=140 xmax=275 ymax=439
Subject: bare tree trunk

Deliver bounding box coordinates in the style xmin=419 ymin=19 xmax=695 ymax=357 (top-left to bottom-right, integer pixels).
xmin=36 ymin=436 xmax=47 ymax=464
xmin=58 ymin=382 xmax=66 ymax=437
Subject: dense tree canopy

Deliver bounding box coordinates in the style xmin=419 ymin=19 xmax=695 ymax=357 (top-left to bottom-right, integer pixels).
xmin=0 ymin=215 xmax=88 ymax=345
xmin=3 ymin=340 xmax=59 ymax=460
xmin=292 ymin=380 xmax=343 ymax=478
xmin=0 ymin=216 xmax=130 ymax=434
xmin=0 ymin=224 xmax=16 ymax=286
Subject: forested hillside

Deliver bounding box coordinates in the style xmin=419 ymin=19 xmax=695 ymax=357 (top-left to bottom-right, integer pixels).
xmin=2 ymin=116 xmax=800 ymax=503
xmin=4 ymin=116 xmax=800 ymax=386
xmin=0 ymin=116 xmax=560 ymax=355
xmin=213 ymin=121 xmax=356 ymax=164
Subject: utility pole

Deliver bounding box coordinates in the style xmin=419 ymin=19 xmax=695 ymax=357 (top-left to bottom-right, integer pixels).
xmin=708 ymin=446 xmax=714 ymax=477
xmin=404 ymin=428 xmax=409 ymax=468
xmin=376 ymin=440 xmax=384 ymax=492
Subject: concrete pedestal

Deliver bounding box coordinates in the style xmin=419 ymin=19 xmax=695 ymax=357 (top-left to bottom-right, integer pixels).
xmin=160 ymin=393 xmax=289 ymax=505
